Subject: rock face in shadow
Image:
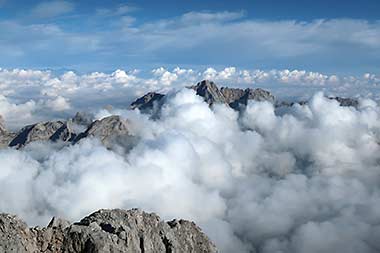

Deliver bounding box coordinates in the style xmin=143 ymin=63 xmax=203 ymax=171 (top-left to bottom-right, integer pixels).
xmin=9 ymin=121 xmax=76 ymax=148
xmin=131 ymin=80 xmax=276 ymax=112
xmin=0 ymin=209 xmax=217 ymax=253
xmin=74 ymin=115 xmax=131 ymax=148
xmin=130 ymin=92 xmax=165 ymax=112
xmin=329 ymin=97 xmax=359 ymax=108
xmin=189 ymin=80 xmax=227 ymax=105
xmin=221 ymin=87 xmax=275 ymax=109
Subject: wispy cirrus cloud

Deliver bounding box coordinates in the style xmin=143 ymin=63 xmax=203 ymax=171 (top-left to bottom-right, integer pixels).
xmin=30 ymin=0 xmax=74 ymax=19
xmin=0 ymin=10 xmax=379 ymax=73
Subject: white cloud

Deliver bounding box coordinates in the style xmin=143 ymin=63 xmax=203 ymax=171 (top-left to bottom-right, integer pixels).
xmin=46 ymin=96 xmax=71 ymax=111
xmin=0 ymin=12 xmax=379 ymax=72
xmin=1 ymin=89 xmax=380 ymax=253
xmin=30 ymin=1 xmax=74 ymax=19
xmin=180 ymin=11 xmax=245 ymax=25
xmin=0 ymin=66 xmax=380 ymax=131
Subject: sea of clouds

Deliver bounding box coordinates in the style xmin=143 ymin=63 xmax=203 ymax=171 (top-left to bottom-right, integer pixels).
xmin=0 ymin=66 xmax=380 ymax=129
xmin=1 ymin=67 xmax=380 ymax=252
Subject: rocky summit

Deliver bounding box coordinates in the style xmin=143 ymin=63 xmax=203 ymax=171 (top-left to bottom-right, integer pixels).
xmin=9 ymin=121 xmax=76 ymax=148
xmin=189 ymin=80 xmax=275 ymax=109
xmin=73 ymin=115 xmax=131 ymax=148
xmin=130 ymin=92 xmax=165 ymax=111
xmin=0 ymin=80 xmax=360 ymax=149
xmin=0 ymin=209 xmax=217 ymax=253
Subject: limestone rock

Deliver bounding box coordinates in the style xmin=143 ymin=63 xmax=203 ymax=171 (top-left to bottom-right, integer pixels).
xmin=130 ymin=92 xmax=165 ymax=111
xmin=74 ymin=115 xmax=130 ymax=147
xmin=9 ymin=121 xmax=76 ymax=148
xmin=0 ymin=214 xmax=39 ymax=252
xmin=130 ymin=80 xmax=275 ymax=112
xmin=221 ymin=87 xmax=275 ymax=109
xmin=276 ymin=97 xmax=359 ymax=108
xmin=189 ymin=80 xmax=227 ymax=105
xmin=329 ymin=97 xmax=359 ymax=108
xmin=0 ymin=209 xmax=218 ymax=253
xmin=9 ymin=121 xmax=76 ymax=147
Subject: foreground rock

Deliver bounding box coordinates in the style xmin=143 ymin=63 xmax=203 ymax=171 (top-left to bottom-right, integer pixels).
xmin=0 ymin=209 xmax=217 ymax=253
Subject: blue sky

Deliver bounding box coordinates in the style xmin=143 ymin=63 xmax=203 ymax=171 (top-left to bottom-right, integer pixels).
xmin=0 ymin=0 xmax=379 ymax=74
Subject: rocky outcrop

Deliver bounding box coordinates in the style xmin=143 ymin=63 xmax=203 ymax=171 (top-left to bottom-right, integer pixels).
xmin=0 ymin=80 xmax=362 ymax=149
xmin=0 ymin=209 xmax=217 ymax=253
xmin=130 ymin=92 xmax=165 ymax=111
xmin=131 ymin=80 xmax=276 ymax=112
xmin=0 ymin=115 xmax=132 ymax=149
xmin=74 ymin=115 xmax=131 ymax=148
xmin=189 ymin=80 xmax=227 ymax=105
xmin=9 ymin=121 xmax=76 ymax=148
xmin=221 ymin=87 xmax=275 ymax=109
xmin=329 ymin=97 xmax=359 ymax=108
xmin=276 ymin=97 xmax=359 ymax=108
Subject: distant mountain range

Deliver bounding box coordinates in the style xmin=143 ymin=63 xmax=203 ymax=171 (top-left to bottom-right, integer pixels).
xmin=0 ymin=80 xmax=359 ymax=149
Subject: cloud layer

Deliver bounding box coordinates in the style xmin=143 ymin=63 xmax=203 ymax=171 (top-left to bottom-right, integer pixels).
xmin=0 ymin=67 xmax=379 ymax=129
xmin=1 ymin=85 xmax=380 ymax=252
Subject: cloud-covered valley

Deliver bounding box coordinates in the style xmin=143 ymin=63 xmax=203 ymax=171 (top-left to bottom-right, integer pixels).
xmin=1 ymin=69 xmax=380 ymax=252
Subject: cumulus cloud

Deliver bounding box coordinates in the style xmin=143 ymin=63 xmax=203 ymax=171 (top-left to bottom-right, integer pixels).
xmin=0 ymin=95 xmax=38 ymax=129
xmin=1 ymin=86 xmax=380 ymax=252
xmin=46 ymin=96 xmax=71 ymax=111
xmin=0 ymin=66 xmax=380 ymax=129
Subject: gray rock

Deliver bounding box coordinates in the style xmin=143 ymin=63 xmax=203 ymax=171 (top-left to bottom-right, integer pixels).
xmin=189 ymin=80 xmax=227 ymax=105
xmin=221 ymin=87 xmax=275 ymax=109
xmin=130 ymin=92 xmax=165 ymax=111
xmin=0 ymin=209 xmax=218 ymax=253
xmin=9 ymin=121 xmax=76 ymax=148
xmin=329 ymin=97 xmax=359 ymax=108
xmin=130 ymin=80 xmax=275 ymax=112
xmin=0 ymin=213 xmax=39 ymax=252
xmin=74 ymin=115 xmax=131 ymax=148
xmin=276 ymin=97 xmax=359 ymax=108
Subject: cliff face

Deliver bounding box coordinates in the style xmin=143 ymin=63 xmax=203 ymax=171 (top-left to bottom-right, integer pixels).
xmin=0 ymin=209 xmax=217 ymax=253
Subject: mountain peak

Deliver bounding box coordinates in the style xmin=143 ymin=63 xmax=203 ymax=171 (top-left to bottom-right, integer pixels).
xmin=190 ymin=80 xmax=227 ymax=105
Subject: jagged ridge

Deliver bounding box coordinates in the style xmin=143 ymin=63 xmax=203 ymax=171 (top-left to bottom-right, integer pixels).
xmin=0 ymin=80 xmax=358 ymax=148
xmin=0 ymin=209 xmax=217 ymax=253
